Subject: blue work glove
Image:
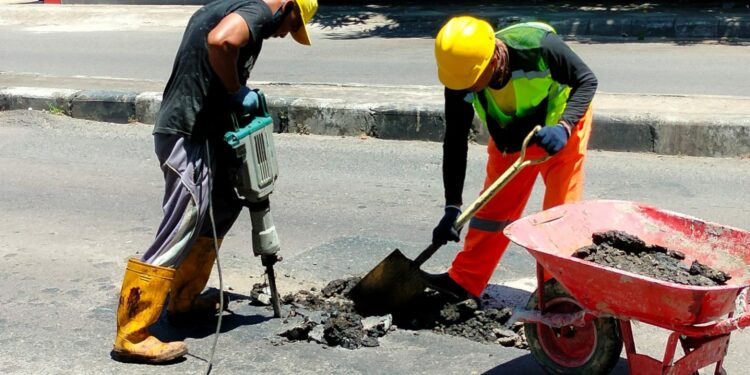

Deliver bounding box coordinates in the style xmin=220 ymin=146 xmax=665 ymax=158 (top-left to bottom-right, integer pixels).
xmin=231 ymin=86 xmax=260 ymax=116
xmin=533 ymin=124 xmax=570 ymax=155
xmin=432 ymin=206 xmax=462 ymax=246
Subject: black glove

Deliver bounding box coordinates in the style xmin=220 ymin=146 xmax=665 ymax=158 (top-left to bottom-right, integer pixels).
xmin=533 ymin=123 xmax=570 ymax=155
xmin=432 ymin=206 xmax=462 ymax=246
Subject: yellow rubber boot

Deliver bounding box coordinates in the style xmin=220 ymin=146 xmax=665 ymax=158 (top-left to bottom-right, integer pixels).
xmin=167 ymin=237 xmax=224 ymax=325
xmin=112 ymin=258 xmax=188 ymax=363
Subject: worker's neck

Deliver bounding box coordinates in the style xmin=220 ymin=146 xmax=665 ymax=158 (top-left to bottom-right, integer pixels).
xmin=488 ymin=41 xmax=510 ymax=90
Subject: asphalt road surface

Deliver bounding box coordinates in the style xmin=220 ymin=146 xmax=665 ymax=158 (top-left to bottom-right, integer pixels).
xmin=1 ymin=110 xmax=749 ymax=374
xmin=1 ymin=25 xmax=750 ymax=96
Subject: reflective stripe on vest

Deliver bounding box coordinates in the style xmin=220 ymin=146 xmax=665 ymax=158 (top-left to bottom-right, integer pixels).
xmin=471 ymin=22 xmax=571 ymax=129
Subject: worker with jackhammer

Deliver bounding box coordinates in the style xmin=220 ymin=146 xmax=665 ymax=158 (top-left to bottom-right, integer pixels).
xmin=422 ymin=17 xmax=597 ymax=301
xmin=111 ymin=0 xmax=317 ymax=364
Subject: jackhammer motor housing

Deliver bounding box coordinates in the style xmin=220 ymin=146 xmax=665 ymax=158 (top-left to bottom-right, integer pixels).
xmin=224 ymin=91 xmax=279 ymax=203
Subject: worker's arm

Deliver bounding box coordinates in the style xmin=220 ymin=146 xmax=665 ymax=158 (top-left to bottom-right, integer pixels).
xmin=442 ymin=88 xmax=474 ymax=207
xmin=541 ymin=33 xmax=598 ymax=128
xmin=207 ymin=13 xmax=252 ymax=94
xmin=433 ymin=87 xmax=474 ymax=245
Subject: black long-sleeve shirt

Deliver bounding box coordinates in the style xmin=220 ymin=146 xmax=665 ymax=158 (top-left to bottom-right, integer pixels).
xmin=442 ymin=32 xmax=597 ymax=207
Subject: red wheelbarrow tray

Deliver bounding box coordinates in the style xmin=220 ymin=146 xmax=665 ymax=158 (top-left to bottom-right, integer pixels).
xmin=504 ymin=200 xmax=750 ymax=330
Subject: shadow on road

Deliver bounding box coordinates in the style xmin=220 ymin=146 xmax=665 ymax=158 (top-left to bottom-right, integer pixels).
xmin=483 ymin=353 xmax=630 ymax=374
xmin=317 ymin=1 xmax=749 ymax=44
xmin=482 ymin=283 xmax=533 ymax=309
xmin=150 ymin=289 xmax=274 ymax=341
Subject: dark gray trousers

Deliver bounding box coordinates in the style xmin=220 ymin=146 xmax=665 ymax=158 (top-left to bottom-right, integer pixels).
xmin=140 ymin=134 xmax=243 ymax=268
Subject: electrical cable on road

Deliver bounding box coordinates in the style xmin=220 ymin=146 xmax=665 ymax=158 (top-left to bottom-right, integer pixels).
xmin=204 ymin=98 xmax=283 ymax=373
xmin=205 ymin=140 xmax=224 ymax=375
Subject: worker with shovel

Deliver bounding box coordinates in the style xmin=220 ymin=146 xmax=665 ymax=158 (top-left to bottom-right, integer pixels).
xmin=111 ymin=0 xmax=317 ymax=364
xmin=424 ymin=17 xmax=597 ymax=301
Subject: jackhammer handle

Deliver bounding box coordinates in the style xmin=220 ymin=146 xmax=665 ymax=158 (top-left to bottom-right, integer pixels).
xmin=454 ymin=126 xmax=550 ymax=230
xmin=414 ymin=126 xmax=550 ymax=267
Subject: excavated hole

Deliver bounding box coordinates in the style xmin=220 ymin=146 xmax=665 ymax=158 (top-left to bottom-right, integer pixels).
xmin=271 ymin=277 xmax=526 ymax=350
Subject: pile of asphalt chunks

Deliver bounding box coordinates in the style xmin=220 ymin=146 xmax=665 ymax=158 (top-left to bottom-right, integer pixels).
xmin=268 ymin=277 xmax=527 ymax=350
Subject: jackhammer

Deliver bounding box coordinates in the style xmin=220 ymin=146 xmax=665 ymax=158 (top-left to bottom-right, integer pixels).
xmin=224 ymin=90 xmax=283 ymax=317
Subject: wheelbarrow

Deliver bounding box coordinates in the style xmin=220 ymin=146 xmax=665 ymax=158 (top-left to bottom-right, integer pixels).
xmin=503 ymin=199 xmax=750 ymax=375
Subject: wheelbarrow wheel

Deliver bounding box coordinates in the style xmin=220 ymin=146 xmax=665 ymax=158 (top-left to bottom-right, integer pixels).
xmin=524 ymin=279 xmax=622 ymax=374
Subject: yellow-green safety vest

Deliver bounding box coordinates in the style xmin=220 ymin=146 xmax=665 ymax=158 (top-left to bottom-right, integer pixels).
xmin=471 ymin=22 xmax=571 ymax=129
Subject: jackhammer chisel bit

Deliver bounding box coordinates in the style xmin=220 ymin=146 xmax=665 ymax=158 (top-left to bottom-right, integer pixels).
xmin=262 ymin=254 xmax=282 ymax=317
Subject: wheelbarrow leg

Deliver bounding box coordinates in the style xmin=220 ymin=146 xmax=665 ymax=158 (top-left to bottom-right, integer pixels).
xmin=678 ymin=338 xmax=700 ymax=375
xmin=620 ymin=321 xmax=732 ymax=375
xmin=620 ymin=320 xmax=665 ymax=374
xmin=678 ymin=335 xmax=730 ymax=375
xmin=620 ymin=322 xmax=706 ymax=375
xmin=662 ymin=332 xmax=681 ymax=373
xmin=714 ymin=356 xmax=727 ymax=375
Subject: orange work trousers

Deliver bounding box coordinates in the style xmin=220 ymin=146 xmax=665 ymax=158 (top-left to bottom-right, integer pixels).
xmin=448 ymin=107 xmax=593 ymax=297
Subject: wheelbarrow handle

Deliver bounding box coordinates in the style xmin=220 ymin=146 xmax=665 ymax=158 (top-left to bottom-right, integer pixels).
xmin=454 ymin=125 xmax=550 ymax=230
xmin=677 ymin=311 xmax=750 ymax=337
xmin=677 ymin=287 xmax=750 ymax=337
xmin=414 ymin=126 xmax=550 ymax=267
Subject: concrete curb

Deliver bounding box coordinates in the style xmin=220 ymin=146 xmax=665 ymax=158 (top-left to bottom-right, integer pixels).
xmin=591 ymin=113 xmax=750 ymax=156
xmin=1 ymin=86 xmax=748 ymax=158
xmin=270 ymin=98 xmax=446 ymax=142
xmin=70 ymin=90 xmax=138 ymax=123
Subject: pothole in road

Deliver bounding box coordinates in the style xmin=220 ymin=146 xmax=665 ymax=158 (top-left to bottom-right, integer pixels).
xmin=259 ymin=277 xmax=527 ymax=350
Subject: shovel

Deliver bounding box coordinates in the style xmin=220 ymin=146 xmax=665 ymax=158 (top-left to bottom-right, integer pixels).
xmin=349 ymin=126 xmax=550 ymax=316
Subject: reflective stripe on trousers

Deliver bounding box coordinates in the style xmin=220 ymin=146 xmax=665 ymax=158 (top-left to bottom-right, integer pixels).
xmin=448 ymin=107 xmax=593 ymax=297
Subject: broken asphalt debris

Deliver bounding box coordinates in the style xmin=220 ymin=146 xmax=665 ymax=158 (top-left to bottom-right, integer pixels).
xmin=573 ymin=230 xmax=731 ymax=286
xmin=272 ymin=277 xmax=526 ymax=350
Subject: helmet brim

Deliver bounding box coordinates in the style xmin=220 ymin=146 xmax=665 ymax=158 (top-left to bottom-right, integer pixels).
xmin=291 ymin=26 xmax=311 ymax=45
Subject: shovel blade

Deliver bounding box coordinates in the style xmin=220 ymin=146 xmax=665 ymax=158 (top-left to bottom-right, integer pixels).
xmin=348 ymin=249 xmax=427 ymax=316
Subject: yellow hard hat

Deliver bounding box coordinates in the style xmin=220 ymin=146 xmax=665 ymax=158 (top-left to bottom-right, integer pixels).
xmin=435 ymin=16 xmax=496 ymax=90
xmin=291 ymin=0 xmax=318 ymax=46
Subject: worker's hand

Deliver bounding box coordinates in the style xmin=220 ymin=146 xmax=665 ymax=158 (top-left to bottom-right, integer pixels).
xmin=432 ymin=206 xmax=462 ymax=246
xmin=231 ymin=86 xmax=260 ymax=115
xmin=533 ymin=124 xmax=570 ymax=155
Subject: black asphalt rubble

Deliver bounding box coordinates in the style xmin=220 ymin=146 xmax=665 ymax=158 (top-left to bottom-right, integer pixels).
xmin=271 ymin=277 xmax=527 ymax=350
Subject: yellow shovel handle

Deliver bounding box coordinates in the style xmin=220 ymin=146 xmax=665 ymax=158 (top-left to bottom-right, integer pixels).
xmin=453 ymin=126 xmax=550 ymax=230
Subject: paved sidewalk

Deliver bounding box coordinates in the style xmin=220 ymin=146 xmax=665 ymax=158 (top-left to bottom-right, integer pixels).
xmin=2 ymin=74 xmax=749 ymax=157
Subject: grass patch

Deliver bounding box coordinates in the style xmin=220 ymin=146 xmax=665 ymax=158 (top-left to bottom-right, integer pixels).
xmin=47 ymin=104 xmax=66 ymax=116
